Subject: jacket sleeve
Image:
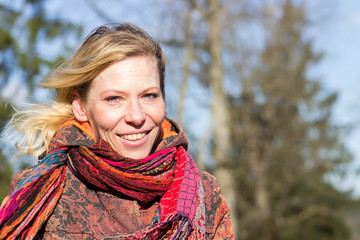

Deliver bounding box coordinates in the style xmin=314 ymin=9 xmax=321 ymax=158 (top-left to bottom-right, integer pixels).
xmin=200 ymin=171 xmax=235 ymax=239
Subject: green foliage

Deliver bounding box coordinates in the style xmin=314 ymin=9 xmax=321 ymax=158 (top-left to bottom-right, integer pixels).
xmin=0 ymin=148 xmax=13 ymax=203
xmin=0 ymin=29 xmax=15 ymax=50
xmin=0 ymin=102 xmax=13 ymax=130
xmin=0 ymin=102 xmax=13 ymax=202
xmin=0 ymin=0 xmax=82 ymax=92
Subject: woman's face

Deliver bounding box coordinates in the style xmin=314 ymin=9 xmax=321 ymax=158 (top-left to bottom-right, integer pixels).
xmin=73 ymin=56 xmax=166 ymax=159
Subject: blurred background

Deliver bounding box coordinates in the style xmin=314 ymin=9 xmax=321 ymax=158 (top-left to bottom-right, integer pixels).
xmin=1 ymin=0 xmax=360 ymax=239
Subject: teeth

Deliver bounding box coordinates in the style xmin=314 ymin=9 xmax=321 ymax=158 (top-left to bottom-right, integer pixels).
xmin=120 ymin=132 xmax=146 ymax=141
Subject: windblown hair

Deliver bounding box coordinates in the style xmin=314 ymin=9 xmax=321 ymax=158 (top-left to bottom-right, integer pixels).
xmin=11 ymin=22 xmax=166 ymax=157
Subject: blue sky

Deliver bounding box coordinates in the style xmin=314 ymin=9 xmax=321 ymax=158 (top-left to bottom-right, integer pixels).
xmin=313 ymin=0 xmax=360 ymax=194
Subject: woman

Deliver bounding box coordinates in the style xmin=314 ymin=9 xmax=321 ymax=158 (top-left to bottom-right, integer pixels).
xmin=0 ymin=23 xmax=234 ymax=239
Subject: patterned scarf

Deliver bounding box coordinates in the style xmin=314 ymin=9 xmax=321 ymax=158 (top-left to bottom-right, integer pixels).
xmin=0 ymin=118 xmax=205 ymax=239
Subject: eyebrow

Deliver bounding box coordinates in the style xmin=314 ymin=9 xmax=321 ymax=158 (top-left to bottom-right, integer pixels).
xmin=99 ymin=86 xmax=161 ymax=97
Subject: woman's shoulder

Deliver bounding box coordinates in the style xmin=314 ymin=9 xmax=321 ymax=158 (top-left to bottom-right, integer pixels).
xmin=198 ymin=170 xmax=235 ymax=239
xmin=198 ymin=170 xmax=221 ymax=191
xmin=198 ymin=170 xmax=224 ymax=213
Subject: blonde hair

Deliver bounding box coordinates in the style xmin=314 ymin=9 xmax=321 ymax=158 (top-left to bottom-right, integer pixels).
xmin=11 ymin=22 xmax=166 ymax=157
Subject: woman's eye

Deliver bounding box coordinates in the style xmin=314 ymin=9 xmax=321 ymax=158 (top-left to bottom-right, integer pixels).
xmin=106 ymin=96 xmax=121 ymax=102
xmin=143 ymin=93 xmax=159 ymax=99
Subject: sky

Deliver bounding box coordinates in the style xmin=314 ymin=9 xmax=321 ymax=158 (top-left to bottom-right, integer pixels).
xmin=311 ymin=0 xmax=360 ymax=194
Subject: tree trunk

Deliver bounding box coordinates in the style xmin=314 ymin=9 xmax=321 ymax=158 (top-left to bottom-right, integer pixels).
xmin=177 ymin=3 xmax=193 ymax=126
xmin=208 ymin=0 xmax=237 ymax=233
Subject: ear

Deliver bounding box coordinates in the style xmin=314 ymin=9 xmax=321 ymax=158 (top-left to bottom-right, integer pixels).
xmin=72 ymin=91 xmax=89 ymax=122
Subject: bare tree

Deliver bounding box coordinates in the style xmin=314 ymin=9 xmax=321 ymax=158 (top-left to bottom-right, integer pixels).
xmin=232 ymin=1 xmax=353 ymax=239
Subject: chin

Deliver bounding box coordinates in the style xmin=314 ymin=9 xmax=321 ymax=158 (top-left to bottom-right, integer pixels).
xmin=126 ymin=154 xmax=149 ymax=160
xmin=119 ymin=149 xmax=151 ymax=160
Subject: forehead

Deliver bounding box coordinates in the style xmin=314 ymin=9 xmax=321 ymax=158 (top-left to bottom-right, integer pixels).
xmin=90 ymin=56 xmax=160 ymax=91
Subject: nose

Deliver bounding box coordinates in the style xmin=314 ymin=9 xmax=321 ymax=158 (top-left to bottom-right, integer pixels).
xmin=124 ymin=99 xmax=146 ymax=127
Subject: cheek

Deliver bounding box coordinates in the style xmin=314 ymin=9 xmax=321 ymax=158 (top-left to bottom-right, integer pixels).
xmin=152 ymin=102 xmax=166 ymax=124
xmin=88 ymin=107 xmax=120 ymax=132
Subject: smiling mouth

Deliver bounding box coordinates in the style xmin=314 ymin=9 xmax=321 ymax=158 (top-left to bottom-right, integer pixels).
xmin=119 ymin=131 xmax=148 ymax=141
